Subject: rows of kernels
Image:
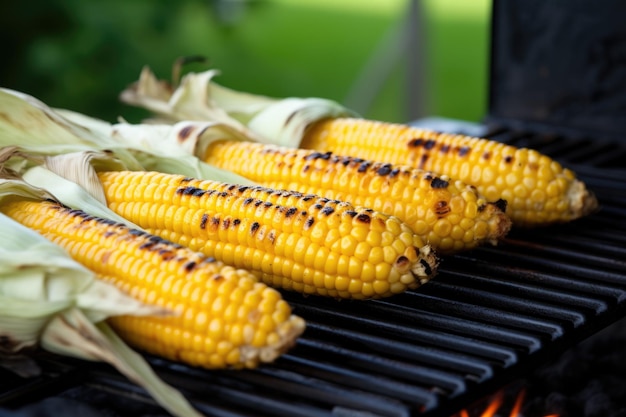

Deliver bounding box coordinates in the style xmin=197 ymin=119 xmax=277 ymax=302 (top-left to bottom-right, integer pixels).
xmin=203 ymin=140 xmax=508 ymax=253
xmin=0 ymin=199 xmax=303 ymax=369
xmin=300 ymin=118 xmax=593 ymax=226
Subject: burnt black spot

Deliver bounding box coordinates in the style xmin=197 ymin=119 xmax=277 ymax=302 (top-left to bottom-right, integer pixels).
xmin=80 ymin=215 xmax=95 ymax=223
xmin=478 ymin=204 xmax=486 ymax=212
xmin=504 ymin=155 xmax=514 ymax=163
xmin=321 ymin=206 xmax=335 ymax=216
xmin=303 ymin=164 xmax=311 ymax=173
xmin=212 ymin=274 xmax=224 ymax=282
xmin=419 ymin=258 xmax=433 ymax=275
xmin=313 ymin=204 xmax=324 ymax=210
xmin=222 ymin=218 xmax=231 ymax=229
xmin=254 ymin=200 xmax=263 ymax=207
xmin=243 ymin=198 xmax=255 ymax=206
xmin=440 ymin=144 xmax=451 ymax=153
xmin=493 ymin=198 xmax=508 ymax=213
xmin=219 ymin=191 xmax=229 ymax=198
xmin=408 ymin=138 xmax=423 ymax=147
xmin=178 ymin=125 xmax=193 ymax=140
xmin=227 ymin=184 xmax=237 ymax=191
xmin=180 ymin=177 xmax=193 ymax=183
xmin=233 ymin=219 xmax=241 ymax=226
xmin=129 ymin=229 xmax=146 ymax=236
xmin=458 ymin=146 xmax=471 ymax=157
xmin=139 ymin=241 xmax=155 ymax=250
xmin=431 ymin=178 xmax=449 ymax=189
xmin=356 ymin=213 xmax=371 ymax=223
xmin=238 ymin=185 xmax=249 ymax=192
xmin=268 ymin=230 xmax=276 ymax=244
xmin=302 ymin=196 xmax=315 ymax=202
xmin=346 ymin=210 xmax=358 ymax=218
xmin=377 ymin=164 xmax=393 ymax=176
xmin=300 ymin=211 xmax=308 ymax=216
xmin=177 ymin=186 xmax=205 ymax=197
xmin=184 ymin=261 xmax=197 ymax=272
xmin=389 ymin=169 xmax=400 ymax=178
xmin=211 ymin=216 xmax=220 ymax=227
xmin=482 ymin=152 xmax=491 ymax=160
xmin=305 ymin=151 xmax=332 ymax=160
xmin=304 ymin=217 xmax=315 ymax=229
xmin=200 ymin=214 xmax=209 ymax=229
xmin=358 ymin=161 xmax=371 ymax=173
xmin=250 ymin=222 xmax=260 ymax=235
xmin=285 ymin=207 xmax=298 ymax=217
xmin=424 ymin=139 xmax=436 ymax=150
xmin=340 ymin=158 xmax=351 ymax=166
xmin=264 ymin=201 xmax=273 ymax=208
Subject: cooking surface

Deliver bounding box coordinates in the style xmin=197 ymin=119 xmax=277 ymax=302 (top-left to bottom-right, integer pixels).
xmin=1 ymin=127 xmax=625 ymax=417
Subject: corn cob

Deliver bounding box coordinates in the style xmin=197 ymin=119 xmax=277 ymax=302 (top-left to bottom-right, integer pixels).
xmin=95 ymin=170 xmax=438 ymax=300
xmin=300 ymin=117 xmax=598 ymax=227
xmin=0 ymin=198 xmax=305 ymax=370
xmin=202 ymin=140 xmax=511 ymax=254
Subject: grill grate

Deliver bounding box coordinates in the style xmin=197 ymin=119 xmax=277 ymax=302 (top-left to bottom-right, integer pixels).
xmin=2 ymin=131 xmax=626 ymax=417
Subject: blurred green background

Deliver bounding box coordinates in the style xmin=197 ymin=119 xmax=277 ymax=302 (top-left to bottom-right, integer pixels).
xmin=0 ymin=0 xmax=491 ymax=125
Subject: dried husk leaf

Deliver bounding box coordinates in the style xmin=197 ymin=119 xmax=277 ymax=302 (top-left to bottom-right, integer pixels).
xmin=119 ymin=65 xmax=357 ymax=148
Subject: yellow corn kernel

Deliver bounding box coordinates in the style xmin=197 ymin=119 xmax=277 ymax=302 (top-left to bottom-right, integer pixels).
xmin=299 ymin=117 xmax=599 ymax=227
xmin=97 ymin=170 xmax=438 ymax=299
xmin=203 ymin=140 xmax=510 ymax=253
xmin=0 ymin=199 xmax=305 ymax=370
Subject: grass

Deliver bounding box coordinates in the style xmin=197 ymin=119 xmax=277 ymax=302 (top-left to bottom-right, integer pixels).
xmin=1 ymin=0 xmax=491 ymax=124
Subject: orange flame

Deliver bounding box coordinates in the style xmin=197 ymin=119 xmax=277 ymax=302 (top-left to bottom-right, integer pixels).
xmin=453 ymin=386 xmax=559 ymax=417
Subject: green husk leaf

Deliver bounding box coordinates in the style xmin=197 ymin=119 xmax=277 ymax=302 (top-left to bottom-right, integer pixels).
xmin=119 ymin=65 xmax=358 ymax=148
xmin=0 ymin=177 xmax=202 ymax=417
xmin=0 ymin=88 xmax=255 ymax=185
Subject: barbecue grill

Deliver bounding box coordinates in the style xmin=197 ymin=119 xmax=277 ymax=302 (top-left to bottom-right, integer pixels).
xmin=2 ymin=0 xmax=625 ymax=416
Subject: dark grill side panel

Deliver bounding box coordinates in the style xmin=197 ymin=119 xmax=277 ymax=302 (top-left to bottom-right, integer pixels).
xmin=1 ymin=144 xmax=626 ymax=417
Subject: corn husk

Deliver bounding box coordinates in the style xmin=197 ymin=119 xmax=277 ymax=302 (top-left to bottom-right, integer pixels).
xmin=0 ymin=178 xmax=202 ymax=417
xmin=0 ymin=88 xmax=255 ymax=185
xmin=119 ymin=65 xmax=357 ymax=148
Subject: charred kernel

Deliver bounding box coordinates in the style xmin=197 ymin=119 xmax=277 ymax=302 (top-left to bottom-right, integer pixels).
xmin=250 ymin=222 xmax=260 ymax=235
xmin=243 ymin=198 xmax=254 ymax=206
xmin=233 ymin=219 xmax=241 ymax=226
xmin=430 ymin=178 xmax=449 ymax=189
xmin=254 ymin=200 xmax=263 ymax=207
xmin=504 ymin=155 xmax=514 ymax=163
xmin=180 ymin=177 xmax=193 ymax=183
xmin=494 ymin=199 xmax=508 ymax=212
xmin=264 ymin=202 xmax=273 ymax=208
xmin=302 ymin=164 xmax=311 ymax=172
xmin=304 ymin=217 xmax=315 ymax=229
xmin=418 ymin=154 xmax=429 ymax=169
xmin=321 ymin=206 xmax=335 ymax=216
xmin=356 ymin=213 xmax=371 ymax=223
xmin=227 ymin=184 xmax=237 ymax=191
xmin=435 ymin=201 xmax=450 ymax=217
xmin=424 ymin=139 xmax=436 ymax=150
xmin=389 ymin=169 xmax=400 ymax=178
xmin=458 ymin=146 xmax=471 ymax=156
xmin=419 ymin=258 xmax=433 ymax=276
xmin=346 ymin=211 xmax=358 ymax=218
xmin=184 ymin=261 xmax=197 ymax=272
xmin=395 ymin=255 xmax=409 ymax=267
xmin=238 ymin=185 xmax=249 ymax=192
xmin=302 ymin=196 xmax=315 ymax=202
xmin=357 ymin=161 xmax=371 ymax=173
xmin=313 ymin=204 xmax=324 ymax=210
xmin=440 ymin=144 xmax=451 ymax=153
xmin=377 ymin=164 xmax=392 ymax=176
xmin=285 ymin=207 xmax=298 ymax=217
xmin=222 ymin=218 xmax=231 ymax=229
xmin=200 ymin=214 xmax=209 ymax=229
xmin=408 ymin=138 xmax=423 ymax=147
xmin=211 ymin=216 xmax=220 ymax=226
xmin=482 ymin=152 xmax=491 ymax=160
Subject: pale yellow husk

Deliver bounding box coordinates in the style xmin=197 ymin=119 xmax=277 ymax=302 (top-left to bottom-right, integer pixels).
xmin=0 ymin=174 xmax=202 ymax=417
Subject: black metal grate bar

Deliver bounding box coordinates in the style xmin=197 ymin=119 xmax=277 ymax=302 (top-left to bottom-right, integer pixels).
xmin=1 ymin=133 xmax=626 ymax=417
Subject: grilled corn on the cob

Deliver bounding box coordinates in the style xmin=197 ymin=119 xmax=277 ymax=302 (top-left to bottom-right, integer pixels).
xmin=0 ymin=198 xmax=305 ymax=369
xmin=95 ymin=170 xmax=438 ymax=299
xmin=203 ymin=140 xmax=511 ymax=254
xmin=300 ymin=118 xmax=598 ymax=227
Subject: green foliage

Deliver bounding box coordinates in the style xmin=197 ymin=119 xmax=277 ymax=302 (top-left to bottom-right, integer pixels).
xmin=0 ymin=0 xmax=489 ymax=124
